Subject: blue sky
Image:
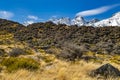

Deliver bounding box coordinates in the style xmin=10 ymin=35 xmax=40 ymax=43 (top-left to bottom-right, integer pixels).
xmin=0 ymin=0 xmax=120 ymax=24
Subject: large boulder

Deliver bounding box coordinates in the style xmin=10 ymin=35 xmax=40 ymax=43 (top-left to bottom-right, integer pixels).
xmin=90 ymin=63 xmax=120 ymax=78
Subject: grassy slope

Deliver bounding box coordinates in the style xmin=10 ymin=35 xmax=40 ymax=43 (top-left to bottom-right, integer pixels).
xmin=0 ymin=60 xmax=120 ymax=80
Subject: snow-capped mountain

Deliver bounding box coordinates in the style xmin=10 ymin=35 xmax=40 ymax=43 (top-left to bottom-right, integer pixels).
xmin=94 ymin=12 xmax=120 ymax=27
xmin=49 ymin=15 xmax=87 ymax=26
xmin=23 ymin=20 xmax=34 ymax=26
xmin=71 ymin=15 xmax=86 ymax=26
xmin=49 ymin=17 xmax=71 ymax=25
xmin=49 ymin=16 xmax=98 ymax=26
xmin=49 ymin=12 xmax=120 ymax=27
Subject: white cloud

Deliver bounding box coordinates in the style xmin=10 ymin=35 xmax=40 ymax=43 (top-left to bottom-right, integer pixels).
xmin=76 ymin=4 xmax=120 ymax=17
xmin=27 ymin=15 xmax=38 ymax=20
xmin=0 ymin=11 xmax=14 ymax=19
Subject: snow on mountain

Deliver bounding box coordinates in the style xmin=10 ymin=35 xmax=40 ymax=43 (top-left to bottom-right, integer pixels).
xmin=49 ymin=17 xmax=71 ymax=25
xmin=23 ymin=20 xmax=34 ymax=26
xmin=94 ymin=12 xmax=120 ymax=27
xmin=71 ymin=15 xmax=86 ymax=26
xmin=49 ymin=15 xmax=87 ymax=26
xmin=48 ymin=12 xmax=120 ymax=27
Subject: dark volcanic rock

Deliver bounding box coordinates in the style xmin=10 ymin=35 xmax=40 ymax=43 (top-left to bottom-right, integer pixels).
xmin=90 ymin=63 xmax=120 ymax=77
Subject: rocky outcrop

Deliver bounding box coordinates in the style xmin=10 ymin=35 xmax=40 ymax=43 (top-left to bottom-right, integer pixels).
xmin=90 ymin=63 xmax=120 ymax=78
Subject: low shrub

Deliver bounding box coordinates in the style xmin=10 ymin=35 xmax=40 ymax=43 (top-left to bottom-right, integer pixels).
xmin=58 ymin=43 xmax=83 ymax=61
xmin=9 ymin=48 xmax=25 ymax=57
xmin=0 ymin=49 xmax=6 ymax=56
xmin=9 ymin=47 xmax=34 ymax=57
xmin=1 ymin=57 xmax=40 ymax=72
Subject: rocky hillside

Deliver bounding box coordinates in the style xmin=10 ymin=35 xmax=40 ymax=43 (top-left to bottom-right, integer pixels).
xmin=0 ymin=19 xmax=120 ymax=61
xmin=12 ymin=21 xmax=120 ymax=60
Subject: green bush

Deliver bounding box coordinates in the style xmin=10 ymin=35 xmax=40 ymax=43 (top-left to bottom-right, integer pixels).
xmin=1 ymin=57 xmax=40 ymax=72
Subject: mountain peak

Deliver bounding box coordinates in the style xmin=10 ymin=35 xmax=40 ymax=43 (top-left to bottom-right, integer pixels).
xmin=71 ymin=15 xmax=86 ymax=26
xmin=49 ymin=17 xmax=71 ymax=25
xmin=75 ymin=15 xmax=84 ymax=20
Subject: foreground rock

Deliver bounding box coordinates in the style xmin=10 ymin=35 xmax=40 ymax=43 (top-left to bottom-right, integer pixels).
xmin=90 ymin=63 xmax=120 ymax=78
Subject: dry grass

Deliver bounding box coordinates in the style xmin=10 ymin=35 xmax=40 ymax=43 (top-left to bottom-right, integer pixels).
xmin=0 ymin=59 xmax=120 ymax=80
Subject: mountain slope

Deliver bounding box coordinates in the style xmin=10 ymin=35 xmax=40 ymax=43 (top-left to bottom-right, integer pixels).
xmin=94 ymin=12 xmax=120 ymax=27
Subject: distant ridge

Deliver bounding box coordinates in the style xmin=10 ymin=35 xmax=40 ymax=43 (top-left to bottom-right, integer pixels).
xmin=49 ymin=12 xmax=120 ymax=27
